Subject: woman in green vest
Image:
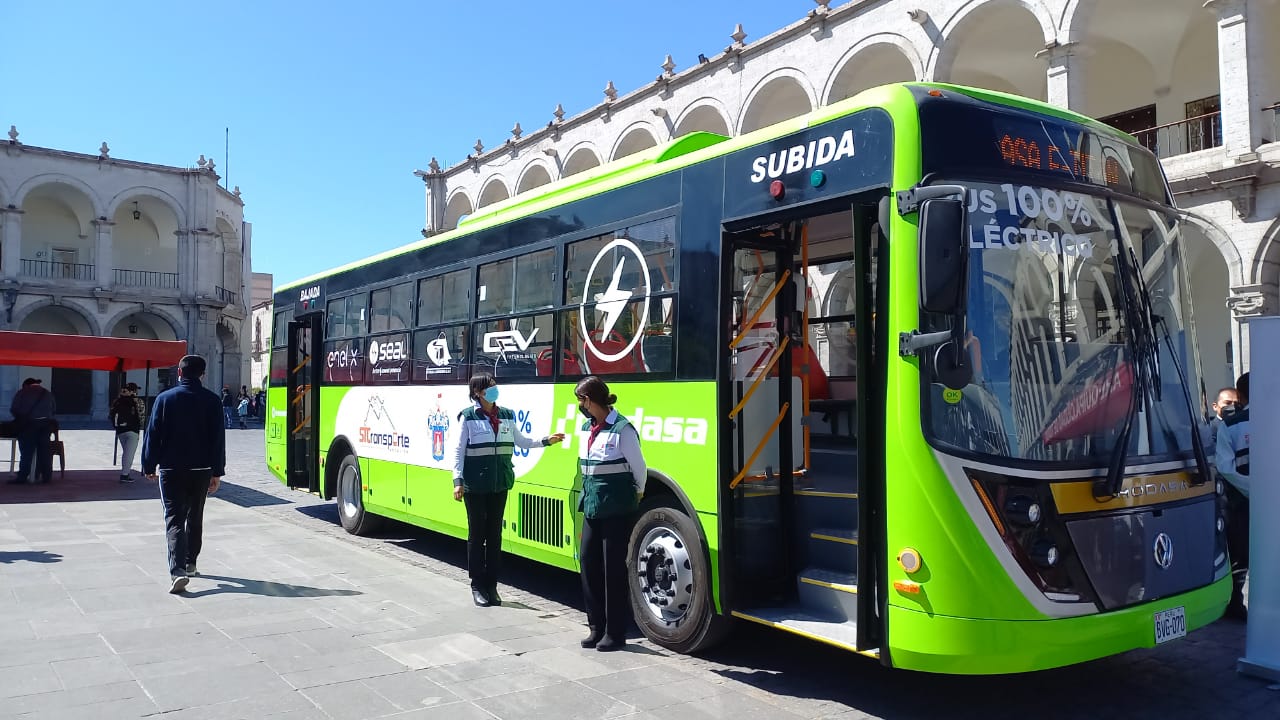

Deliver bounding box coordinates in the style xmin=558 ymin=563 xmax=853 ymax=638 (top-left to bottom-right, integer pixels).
xmin=452 ymin=373 xmax=564 ymax=606
xmin=574 ymin=375 xmax=647 ymax=651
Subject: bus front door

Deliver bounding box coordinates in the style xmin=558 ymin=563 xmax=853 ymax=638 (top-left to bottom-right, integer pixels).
xmin=726 ymin=230 xmax=803 ymax=607
xmin=286 ymin=316 xmax=322 ymax=493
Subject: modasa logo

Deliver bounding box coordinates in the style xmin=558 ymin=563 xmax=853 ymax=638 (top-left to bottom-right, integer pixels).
xmin=553 ymin=404 xmax=708 ymax=446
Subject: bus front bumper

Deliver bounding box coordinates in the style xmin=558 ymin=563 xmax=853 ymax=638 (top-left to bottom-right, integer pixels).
xmin=886 ymin=573 xmax=1231 ymax=674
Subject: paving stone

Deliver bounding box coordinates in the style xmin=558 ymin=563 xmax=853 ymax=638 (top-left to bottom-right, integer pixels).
xmin=136 ymin=660 xmax=297 ymax=712
xmin=0 ymin=661 xmax=63 ymax=698
xmin=301 ymin=678 xmax=401 ymax=720
xmin=473 ymin=679 xmax=637 ymax=719
xmin=360 ymin=670 xmax=460 ymax=711
xmin=377 ymin=632 xmax=509 ymax=670
xmin=50 ymin=654 xmax=134 ymax=690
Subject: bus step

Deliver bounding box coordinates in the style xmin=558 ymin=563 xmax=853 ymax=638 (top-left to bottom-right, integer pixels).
xmin=806 ymin=529 xmax=859 ymax=574
xmin=731 ymin=606 xmax=875 ymax=658
xmin=798 ymin=568 xmax=858 ymax=621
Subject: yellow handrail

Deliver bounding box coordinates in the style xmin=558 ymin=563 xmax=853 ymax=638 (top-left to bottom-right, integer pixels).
xmin=730 ymin=269 xmax=791 ymax=349
xmin=730 ymin=401 xmax=791 ymax=489
xmin=799 ymin=223 xmax=811 ymax=470
xmin=729 ymin=336 xmax=789 ymax=420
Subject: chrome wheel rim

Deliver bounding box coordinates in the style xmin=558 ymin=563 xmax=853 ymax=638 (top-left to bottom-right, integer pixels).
xmin=636 ymin=525 xmax=694 ymax=626
xmin=339 ymin=462 xmax=360 ymax=519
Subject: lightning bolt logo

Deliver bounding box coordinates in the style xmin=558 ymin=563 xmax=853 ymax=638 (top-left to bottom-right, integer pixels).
xmin=594 ymin=259 xmax=632 ymax=339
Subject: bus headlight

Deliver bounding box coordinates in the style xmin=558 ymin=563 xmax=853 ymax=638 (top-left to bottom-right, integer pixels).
xmin=1030 ymin=539 xmax=1059 ymax=568
xmin=1005 ymin=495 xmax=1041 ymax=525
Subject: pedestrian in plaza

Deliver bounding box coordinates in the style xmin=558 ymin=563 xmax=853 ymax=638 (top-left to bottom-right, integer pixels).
xmin=254 ymin=388 xmax=265 ymax=420
xmin=7 ymin=378 xmax=55 ymax=485
xmin=220 ymin=385 xmax=235 ymax=429
xmin=109 ymin=382 xmax=145 ymax=483
xmin=452 ymin=372 xmax=565 ymax=607
xmin=143 ymin=355 xmax=226 ymax=594
xmin=574 ymin=375 xmax=646 ymax=652
xmin=236 ymin=392 xmax=250 ymax=430
xmin=1200 ymin=386 xmax=1238 ymax=457
xmin=1215 ymin=371 xmax=1251 ymax=619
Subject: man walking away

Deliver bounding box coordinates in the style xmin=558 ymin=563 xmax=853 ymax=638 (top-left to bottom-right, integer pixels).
xmin=1215 ymin=372 xmax=1251 ymax=619
xmin=8 ymin=378 xmax=55 ymax=485
xmin=143 ymin=355 xmax=226 ymax=594
xmin=110 ymin=382 xmax=145 ymax=483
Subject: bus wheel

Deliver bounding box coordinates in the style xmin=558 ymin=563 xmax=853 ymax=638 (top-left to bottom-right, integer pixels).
xmin=336 ymin=454 xmax=379 ymax=536
xmin=629 ymin=496 xmax=728 ymax=654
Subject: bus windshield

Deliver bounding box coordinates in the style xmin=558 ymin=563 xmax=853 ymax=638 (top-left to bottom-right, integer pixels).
xmin=924 ymin=181 xmax=1203 ymax=466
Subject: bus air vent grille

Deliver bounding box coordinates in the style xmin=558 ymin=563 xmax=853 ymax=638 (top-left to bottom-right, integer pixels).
xmin=518 ymin=493 xmax=565 ymax=547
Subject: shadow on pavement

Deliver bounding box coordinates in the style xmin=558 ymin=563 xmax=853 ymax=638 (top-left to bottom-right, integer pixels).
xmin=216 ymin=481 xmax=293 ymax=507
xmin=0 ymin=470 xmax=158 ymax=504
xmin=181 ymin=574 xmax=363 ymax=599
xmin=0 ymin=550 xmax=63 ymax=564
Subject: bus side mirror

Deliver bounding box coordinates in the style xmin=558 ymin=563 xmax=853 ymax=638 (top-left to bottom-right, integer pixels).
xmin=919 ymin=198 xmax=969 ymax=316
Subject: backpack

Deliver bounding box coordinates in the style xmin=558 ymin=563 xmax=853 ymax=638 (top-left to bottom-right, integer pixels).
xmin=237 ymin=398 xmax=250 ymax=416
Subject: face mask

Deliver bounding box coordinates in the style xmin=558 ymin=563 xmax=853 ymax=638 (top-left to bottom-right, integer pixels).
xmin=483 ymin=386 xmax=500 ymax=404
xmin=579 ymin=403 xmax=592 ymax=418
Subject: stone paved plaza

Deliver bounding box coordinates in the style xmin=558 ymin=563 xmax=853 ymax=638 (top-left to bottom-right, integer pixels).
xmin=0 ymin=428 xmax=1276 ymax=719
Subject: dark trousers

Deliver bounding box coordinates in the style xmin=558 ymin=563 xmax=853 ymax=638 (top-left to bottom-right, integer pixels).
xmin=16 ymin=420 xmax=52 ymax=482
xmin=1225 ymin=482 xmax=1250 ymax=610
xmin=581 ymin=514 xmax=633 ymax=639
xmin=464 ymin=490 xmax=507 ymax=591
xmin=159 ymin=469 xmax=212 ymax=576
xmin=222 ymin=407 xmax=234 ymax=428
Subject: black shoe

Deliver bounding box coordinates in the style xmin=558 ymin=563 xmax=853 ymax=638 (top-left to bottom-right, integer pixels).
xmin=472 ymin=588 xmax=491 ymax=607
xmin=6 ymin=476 xmax=30 ymax=484
xmin=120 ymin=474 xmax=135 ymax=484
xmin=487 ymin=587 xmax=502 ymax=607
xmin=580 ymin=627 xmax=604 ymax=649
xmin=595 ymin=635 xmax=626 ymax=652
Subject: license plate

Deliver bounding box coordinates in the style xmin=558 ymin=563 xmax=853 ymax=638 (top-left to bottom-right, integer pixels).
xmin=1154 ymin=606 xmax=1186 ymax=644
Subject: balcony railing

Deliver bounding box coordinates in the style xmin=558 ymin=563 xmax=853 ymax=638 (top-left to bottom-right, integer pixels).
xmin=215 ymin=285 xmax=237 ymax=305
xmin=21 ymin=259 xmax=95 ymax=281
xmin=1133 ymin=111 xmax=1222 ymax=158
xmin=114 ymin=268 xmax=179 ymax=289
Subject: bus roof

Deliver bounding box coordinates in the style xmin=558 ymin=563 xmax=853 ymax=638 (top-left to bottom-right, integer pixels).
xmin=276 ymin=82 xmax=1128 ymax=294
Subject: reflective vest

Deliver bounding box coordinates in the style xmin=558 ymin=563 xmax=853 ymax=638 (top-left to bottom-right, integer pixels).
xmin=578 ymin=414 xmax=640 ymax=519
xmin=458 ymin=405 xmax=519 ymax=494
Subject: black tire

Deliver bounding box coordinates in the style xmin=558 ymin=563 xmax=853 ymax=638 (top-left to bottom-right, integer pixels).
xmin=335 ymin=454 xmax=381 ymax=536
xmin=628 ymin=495 xmax=729 ymax=654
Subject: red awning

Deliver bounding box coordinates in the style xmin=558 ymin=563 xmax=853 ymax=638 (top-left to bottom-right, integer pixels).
xmin=0 ymin=331 xmax=187 ymax=371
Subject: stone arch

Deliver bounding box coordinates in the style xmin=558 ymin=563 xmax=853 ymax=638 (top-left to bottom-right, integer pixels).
xmin=476 ymin=176 xmax=511 ymax=209
xmin=102 ymin=306 xmax=183 ymax=341
xmin=672 ymin=99 xmax=733 ymax=138
xmin=824 ymin=35 xmax=924 ymax=105
xmin=214 ymin=319 xmax=241 ymax=393
xmin=442 ymin=189 xmax=474 ymax=230
xmin=1180 ymin=211 xmax=1242 ymax=390
xmin=929 ymin=0 xmax=1058 ymax=96
xmin=14 ymin=173 xmax=105 ymax=219
xmin=610 ymin=122 xmax=660 ymax=161
xmin=1060 ymin=0 xmax=1101 ymax=45
xmin=1252 ymin=216 xmax=1280 ymax=288
xmin=14 ymin=299 xmax=100 ymax=336
xmin=560 ymin=143 xmax=603 ymax=178
xmin=738 ymin=69 xmax=817 ymax=135
xmin=515 ymin=161 xmax=556 ymax=194
xmin=105 ymin=186 xmax=186 ymax=228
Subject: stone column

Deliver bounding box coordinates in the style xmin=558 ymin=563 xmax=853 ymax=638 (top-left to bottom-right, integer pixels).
xmin=1 ymin=208 xmax=22 ymax=280
xmin=176 ymin=229 xmax=194 ymax=296
xmin=1227 ymin=283 xmax=1272 ymax=374
xmin=1041 ymin=42 xmax=1082 ymax=112
xmin=1205 ymin=0 xmax=1267 ymax=158
xmin=92 ymin=218 xmax=114 ymax=288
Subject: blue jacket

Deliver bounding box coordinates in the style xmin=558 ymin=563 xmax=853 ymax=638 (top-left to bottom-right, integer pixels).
xmin=142 ymin=377 xmax=226 ymax=476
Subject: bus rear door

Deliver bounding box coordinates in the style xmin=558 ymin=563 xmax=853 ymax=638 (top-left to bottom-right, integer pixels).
xmin=287 ymin=315 xmax=322 ymax=493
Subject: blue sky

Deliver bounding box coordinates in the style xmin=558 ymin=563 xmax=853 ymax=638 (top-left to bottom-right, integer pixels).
xmin=3 ymin=1 xmax=841 ymax=287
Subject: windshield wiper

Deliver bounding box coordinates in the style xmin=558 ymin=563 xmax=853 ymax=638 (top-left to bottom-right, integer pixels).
xmin=1095 ymin=240 xmax=1155 ymax=499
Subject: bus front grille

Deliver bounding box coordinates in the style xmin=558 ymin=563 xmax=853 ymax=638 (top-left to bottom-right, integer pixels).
xmin=517 ymin=493 xmax=565 ymax=547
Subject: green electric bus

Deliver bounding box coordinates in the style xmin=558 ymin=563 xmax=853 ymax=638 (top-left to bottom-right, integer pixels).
xmin=267 ymin=83 xmax=1230 ymax=673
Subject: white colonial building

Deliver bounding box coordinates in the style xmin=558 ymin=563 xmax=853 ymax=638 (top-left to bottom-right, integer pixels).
xmin=0 ymin=131 xmax=252 ymax=420
xmin=249 ymin=271 xmax=273 ymax=390
xmin=418 ymin=0 xmax=1280 ymax=393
